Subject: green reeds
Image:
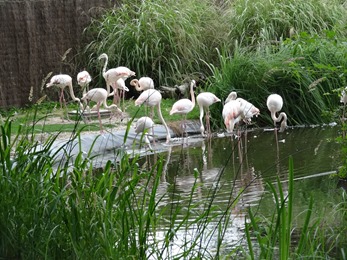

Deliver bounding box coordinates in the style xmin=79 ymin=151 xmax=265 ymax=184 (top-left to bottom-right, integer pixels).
xmin=244 ymin=155 xmax=347 ymax=259
xmin=81 ymin=0 xmax=230 ymax=87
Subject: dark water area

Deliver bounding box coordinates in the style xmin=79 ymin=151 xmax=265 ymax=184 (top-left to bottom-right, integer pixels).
xmin=139 ymin=125 xmax=345 ymax=257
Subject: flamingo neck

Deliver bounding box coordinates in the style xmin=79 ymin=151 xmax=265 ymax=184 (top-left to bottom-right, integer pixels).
xmin=102 ymin=55 xmax=108 ymax=76
xmin=157 ymin=103 xmax=171 ymax=143
xmin=271 ymin=111 xmax=279 ymax=123
xmin=190 ymin=82 xmax=195 ymax=107
xmin=67 ymin=82 xmax=83 ymax=109
xmin=134 ymin=80 xmax=143 ymax=91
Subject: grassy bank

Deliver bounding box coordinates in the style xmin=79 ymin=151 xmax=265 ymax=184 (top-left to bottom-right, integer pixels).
xmin=0 ymin=116 xmax=346 ymax=258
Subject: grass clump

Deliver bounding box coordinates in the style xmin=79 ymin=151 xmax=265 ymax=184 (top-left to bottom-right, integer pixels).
xmin=228 ymin=0 xmax=347 ymax=48
xmin=82 ymin=0 xmax=230 ymax=87
xmin=244 ymin=157 xmax=347 ymax=259
xmin=206 ymin=32 xmax=347 ymax=128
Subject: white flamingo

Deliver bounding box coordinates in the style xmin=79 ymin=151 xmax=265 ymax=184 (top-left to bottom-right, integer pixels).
xmin=222 ymin=99 xmax=242 ymax=133
xmin=196 ymin=92 xmax=221 ymax=137
xmin=77 ymin=70 xmax=92 ymax=96
xmin=81 ymin=88 xmax=122 ymax=132
xmin=135 ymin=116 xmax=155 ymax=150
xmin=170 ymin=80 xmax=196 ymax=138
xmin=135 ymin=89 xmax=171 ymax=143
xmin=237 ymin=97 xmax=260 ymax=124
xmin=98 ymin=53 xmax=135 ymax=99
xmin=113 ymin=78 xmax=129 ymax=110
xmin=130 ymin=77 xmax=155 ymax=92
xmin=225 ymin=91 xmax=238 ymax=103
xmin=266 ymin=93 xmax=287 ymax=132
xmin=46 ymin=74 xmax=83 ymax=114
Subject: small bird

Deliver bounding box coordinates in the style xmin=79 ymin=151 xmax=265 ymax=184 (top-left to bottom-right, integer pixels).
xmin=77 ymin=70 xmax=92 ymax=96
xmin=81 ymin=88 xmax=122 ymax=133
xmin=170 ymin=80 xmax=196 ymax=138
xmin=266 ymin=93 xmax=287 ymax=132
xmin=98 ymin=53 xmax=135 ymax=97
xmin=196 ymin=92 xmax=221 ymax=137
xmin=135 ymin=89 xmax=171 ymax=143
xmin=46 ymin=74 xmax=83 ymax=118
xmin=130 ymin=77 xmax=154 ymax=92
xmin=135 ymin=116 xmax=155 ymax=150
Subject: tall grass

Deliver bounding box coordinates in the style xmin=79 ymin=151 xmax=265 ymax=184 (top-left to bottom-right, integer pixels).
xmin=227 ymin=0 xmax=347 ymax=48
xmin=0 ymin=108 xmax=238 ymax=258
xmin=244 ymin=156 xmax=347 ymax=259
xmin=1 ymin=108 xmax=347 ymax=258
xmin=206 ymin=32 xmax=347 ymax=128
xmin=77 ymin=0 xmax=347 ymax=128
xmin=81 ymin=0 xmax=230 ymax=86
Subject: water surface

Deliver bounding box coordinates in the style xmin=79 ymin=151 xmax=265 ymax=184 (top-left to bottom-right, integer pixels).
xmin=139 ymin=125 xmax=345 ymax=257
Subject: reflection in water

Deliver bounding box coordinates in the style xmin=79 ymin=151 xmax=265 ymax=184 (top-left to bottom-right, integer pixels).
xmin=139 ymin=126 xmax=342 ymax=258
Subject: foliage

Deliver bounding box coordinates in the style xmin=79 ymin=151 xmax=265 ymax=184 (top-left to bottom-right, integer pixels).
xmin=206 ymin=32 xmax=347 ymax=128
xmin=228 ymin=0 xmax=347 ymax=48
xmin=77 ymin=0 xmax=347 ymax=129
xmin=81 ymin=0 xmax=230 ymax=87
xmin=244 ymin=157 xmax=347 ymax=259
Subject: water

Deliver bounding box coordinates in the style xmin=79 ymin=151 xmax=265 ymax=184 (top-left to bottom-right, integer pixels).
xmin=138 ymin=125 xmax=345 ymax=258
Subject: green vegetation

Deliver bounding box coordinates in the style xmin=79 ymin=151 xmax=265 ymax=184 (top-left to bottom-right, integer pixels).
xmin=79 ymin=0 xmax=347 ymax=128
xmin=1 ymin=0 xmax=347 ymax=258
xmin=1 ymin=116 xmax=346 ymax=258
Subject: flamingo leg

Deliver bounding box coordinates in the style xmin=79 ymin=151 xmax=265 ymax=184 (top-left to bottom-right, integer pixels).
xmin=206 ymin=110 xmax=211 ymax=137
xmin=97 ymin=102 xmax=103 ymax=133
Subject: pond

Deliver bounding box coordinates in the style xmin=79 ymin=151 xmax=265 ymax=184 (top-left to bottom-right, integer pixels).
xmin=136 ymin=125 xmax=345 ymax=258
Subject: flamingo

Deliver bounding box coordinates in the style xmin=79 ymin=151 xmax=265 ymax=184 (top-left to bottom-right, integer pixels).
xmin=135 ymin=116 xmax=155 ymax=150
xmin=98 ymin=53 xmax=135 ymax=99
xmin=222 ymin=99 xmax=242 ymax=133
xmin=112 ymin=78 xmax=129 ymax=111
xmin=169 ymin=80 xmax=196 ymax=138
xmin=130 ymin=77 xmax=155 ymax=92
xmin=46 ymin=74 xmax=83 ymax=115
xmin=77 ymin=70 xmax=92 ymax=96
xmin=237 ymin=97 xmax=260 ymax=124
xmin=81 ymin=88 xmax=122 ymax=133
xmin=135 ymin=89 xmax=171 ymax=143
xmin=266 ymin=94 xmax=287 ymax=132
xmin=225 ymin=91 xmax=237 ymax=103
xmin=223 ymin=91 xmax=260 ymax=134
xmin=196 ymin=92 xmax=221 ymax=137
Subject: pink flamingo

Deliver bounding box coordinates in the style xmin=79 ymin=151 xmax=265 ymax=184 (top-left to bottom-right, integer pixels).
xmin=98 ymin=53 xmax=135 ymax=101
xmin=130 ymin=77 xmax=155 ymax=92
xmin=46 ymin=74 xmax=83 ymax=119
xmin=222 ymin=99 xmax=242 ymax=133
xmin=81 ymin=88 xmax=122 ymax=133
xmin=135 ymin=89 xmax=171 ymax=143
xmin=77 ymin=70 xmax=92 ymax=96
xmin=196 ymin=92 xmax=221 ymax=137
xmin=170 ymin=80 xmax=196 ymax=138
xmin=135 ymin=116 xmax=155 ymax=150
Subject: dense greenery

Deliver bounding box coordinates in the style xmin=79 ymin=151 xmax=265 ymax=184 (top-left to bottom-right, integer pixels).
xmin=80 ymin=0 xmax=347 ymax=128
xmin=1 ymin=0 xmax=347 ymax=258
xmin=1 ymin=117 xmax=346 ymax=258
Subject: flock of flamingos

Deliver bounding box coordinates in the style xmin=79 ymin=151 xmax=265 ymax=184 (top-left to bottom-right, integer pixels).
xmin=46 ymin=53 xmax=288 ymax=146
